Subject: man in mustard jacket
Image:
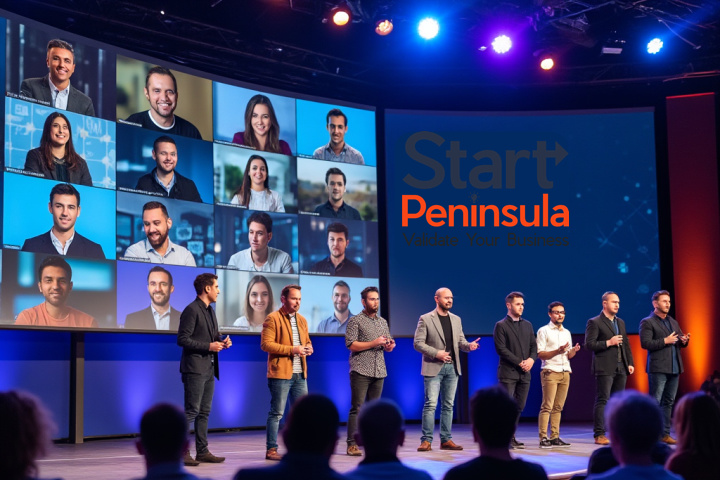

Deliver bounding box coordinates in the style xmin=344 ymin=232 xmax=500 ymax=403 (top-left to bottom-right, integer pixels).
xmin=261 ymin=284 xmax=313 ymax=461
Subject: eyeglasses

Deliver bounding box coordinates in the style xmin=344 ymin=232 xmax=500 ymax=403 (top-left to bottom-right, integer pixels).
xmin=551 ymin=311 xmax=566 ymax=315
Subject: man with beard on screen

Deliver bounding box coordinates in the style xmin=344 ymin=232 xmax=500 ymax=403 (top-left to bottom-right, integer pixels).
xmin=125 ymin=266 xmax=182 ymax=331
xmin=124 ymin=201 xmax=196 ymax=266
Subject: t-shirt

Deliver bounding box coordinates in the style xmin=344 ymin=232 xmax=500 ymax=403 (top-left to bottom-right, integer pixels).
xmin=124 ymin=111 xmax=202 ymax=139
xmin=15 ymin=304 xmax=97 ymax=328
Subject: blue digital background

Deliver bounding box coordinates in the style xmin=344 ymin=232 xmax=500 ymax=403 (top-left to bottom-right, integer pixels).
xmin=385 ymin=109 xmax=660 ymax=335
xmin=4 ymin=97 xmax=116 ymax=189
xmin=115 ymin=123 xmax=215 ymax=203
xmin=2 ymin=173 xmax=117 ymax=259
xmin=296 ymin=99 xmax=377 ymax=166
xmin=212 ymin=82 xmax=297 ymax=154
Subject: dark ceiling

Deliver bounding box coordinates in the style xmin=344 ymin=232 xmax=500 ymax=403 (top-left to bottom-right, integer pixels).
xmin=2 ymin=0 xmax=719 ymax=105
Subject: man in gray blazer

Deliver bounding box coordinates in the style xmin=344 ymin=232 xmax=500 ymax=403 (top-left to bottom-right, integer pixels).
xmin=639 ymin=290 xmax=690 ymax=444
xmin=20 ymin=39 xmax=95 ymax=117
xmin=414 ymin=287 xmax=479 ymax=452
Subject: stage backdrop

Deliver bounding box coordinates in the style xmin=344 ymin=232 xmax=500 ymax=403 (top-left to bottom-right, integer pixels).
xmin=385 ymin=109 xmax=661 ymax=337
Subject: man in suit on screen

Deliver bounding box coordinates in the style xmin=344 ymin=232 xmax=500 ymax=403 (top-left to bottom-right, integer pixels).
xmin=414 ymin=287 xmax=479 ymax=452
xmin=125 ymin=266 xmax=182 ymax=331
xmin=20 ymin=39 xmax=95 ymax=117
xmin=21 ymin=182 xmax=105 ymax=260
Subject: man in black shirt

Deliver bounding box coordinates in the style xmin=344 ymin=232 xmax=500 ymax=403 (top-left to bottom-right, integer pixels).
xmin=314 ymin=167 xmax=361 ymax=220
xmin=308 ymin=222 xmax=363 ymax=277
xmin=124 ymin=66 xmax=202 ymax=140
xmin=134 ymin=135 xmax=202 ymax=202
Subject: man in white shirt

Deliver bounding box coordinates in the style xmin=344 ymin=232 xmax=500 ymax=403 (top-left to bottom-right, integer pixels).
xmin=536 ymin=301 xmax=580 ymax=449
xmin=227 ymin=211 xmax=293 ymax=273
xmin=124 ymin=201 xmax=196 ymax=266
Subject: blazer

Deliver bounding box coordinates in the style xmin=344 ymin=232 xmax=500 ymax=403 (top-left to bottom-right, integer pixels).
xmin=24 ymin=148 xmax=93 ymax=186
xmin=261 ymin=309 xmax=311 ymax=379
xmin=134 ymin=168 xmax=202 ymax=202
xmin=20 ymin=76 xmax=95 ymax=117
xmin=493 ymin=315 xmax=538 ymax=381
xmin=125 ymin=306 xmax=181 ymax=331
xmin=585 ymin=312 xmax=635 ymax=375
xmin=21 ymin=230 xmax=105 ymax=259
xmin=414 ymin=309 xmax=471 ymax=376
xmin=177 ymin=297 xmax=222 ymax=379
xmin=639 ymin=313 xmax=687 ymax=374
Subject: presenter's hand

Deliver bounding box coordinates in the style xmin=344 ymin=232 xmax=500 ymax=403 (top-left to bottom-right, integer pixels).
xmin=304 ymin=342 xmax=314 ymax=356
xmin=292 ymin=345 xmax=308 ymax=356
xmin=384 ymin=338 xmax=396 ymax=352
xmin=665 ymin=332 xmax=679 ymax=345
xmin=519 ymin=358 xmax=534 ymax=372
xmin=607 ymin=335 xmax=624 ymax=347
xmin=222 ymin=336 xmax=232 ymax=348
xmin=375 ymin=336 xmax=388 ymax=347
xmin=571 ymin=343 xmax=581 ymax=353
xmin=436 ymin=350 xmax=452 ymax=363
xmin=209 ymin=342 xmax=224 ymax=352
xmin=680 ymin=333 xmax=690 ymax=344
xmin=468 ymin=338 xmax=480 ymax=351
xmin=628 ymin=365 xmax=635 ymax=374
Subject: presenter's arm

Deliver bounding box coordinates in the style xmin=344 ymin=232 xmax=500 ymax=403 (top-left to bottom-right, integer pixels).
xmin=493 ymin=322 xmax=522 ymax=365
xmin=413 ymin=316 xmax=438 ymax=358
xmin=639 ymin=318 xmax=666 ymax=351
xmin=620 ymin=320 xmax=634 ymax=367
xmin=528 ymin=324 xmax=538 ymax=360
xmin=456 ymin=320 xmax=471 ymax=352
xmin=177 ymin=306 xmax=210 ymax=352
xmin=584 ymin=318 xmax=607 ymax=352
xmin=260 ymin=314 xmax=293 ymax=356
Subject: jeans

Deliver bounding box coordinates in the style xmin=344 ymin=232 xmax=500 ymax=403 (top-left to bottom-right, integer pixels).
xmin=593 ymin=363 xmax=627 ymax=437
xmin=421 ymin=363 xmax=459 ymax=443
xmin=347 ymin=371 xmax=384 ymax=445
xmin=649 ymin=372 xmax=680 ymax=436
xmin=182 ymin=369 xmax=215 ymax=455
xmin=500 ymin=375 xmax=531 ymax=426
xmin=538 ymin=370 xmax=571 ymax=439
xmin=266 ymin=374 xmax=308 ymax=449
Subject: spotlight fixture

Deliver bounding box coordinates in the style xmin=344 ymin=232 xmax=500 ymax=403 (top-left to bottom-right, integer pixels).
xmin=418 ymin=18 xmax=439 ymax=40
xmin=375 ymin=19 xmax=393 ymax=36
xmin=540 ymin=57 xmax=554 ymax=70
xmin=331 ymin=3 xmax=352 ymax=27
xmin=491 ymin=35 xmax=512 ymax=54
xmin=647 ymin=38 xmax=663 ymax=54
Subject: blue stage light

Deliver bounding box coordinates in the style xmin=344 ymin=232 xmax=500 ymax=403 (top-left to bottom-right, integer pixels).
xmin=647 ymin=38 xmax=663 ymax=54
xmin=492 ymin=35 xmax=512 ymax=54
xmin=418 ymin=18 xmax=439 ymax=40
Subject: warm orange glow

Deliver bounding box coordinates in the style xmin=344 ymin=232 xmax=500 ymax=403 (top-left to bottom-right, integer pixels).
xmin=375 ymin=19 xmax=393 ymax=36
xmin=626 ymin=336 xmax=648 ymax=393
xmin=332 ymin=10 xmax=350 ymax=26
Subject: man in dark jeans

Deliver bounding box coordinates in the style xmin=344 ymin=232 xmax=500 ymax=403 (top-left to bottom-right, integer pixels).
xmin=344 ymin=286 xmax=395 ymax=456
xmin=584 ymin=291 xmax=634 ymax=445
xmin=177 ymin=273 xmax=231 ymax=466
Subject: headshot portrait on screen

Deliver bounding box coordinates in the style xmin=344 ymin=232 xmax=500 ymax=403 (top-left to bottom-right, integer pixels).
xmin=227 ymin=211 xmax=293 ymax=273
xmin=230 ymin=154 xmax=285 ymax=212
xmin=309 ymin=222 xmax=363 ymax=277
xmin=313 ymin=108 xmax=364 ymax=165
xmin=20 ymin=39 xmax=95 ymax=117
xmin=124 ymin=66 xmax=202 ymax=140
xmin=316 ymin=280 xmax=354 ymax=334
xmin=21 ymin=182 xmax=104 ymax=259
xmin=134 ymin=135 xmax=202 ymax=202
xmin=23 ymin=111 xmax=92 ymax=186
xmin=232 ymin=94 xmax=293 ymax=156
xmin=124 ymin=266 xmax=182 ymax=331
xmin=233 ymin=274 xmax=275 ymax=332
xmin=123 ymin=201 xmax=197 ymax=266
xmin=14 ymin=255 xmax=97 ymax=328
xmin=314 ymin=167 xmax=361 ymax=220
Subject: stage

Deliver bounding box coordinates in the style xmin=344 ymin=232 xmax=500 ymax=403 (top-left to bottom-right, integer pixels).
xmin=38 ymin=423 xmax=601 ymax=480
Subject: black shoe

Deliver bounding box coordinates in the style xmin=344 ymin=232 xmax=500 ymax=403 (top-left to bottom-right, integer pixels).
xmin=183 ymin=452 xmax=200 ymax=467
xmin=539 ymin=437 xmax=553 ymax=449
xmin=550 ymin=437 xmax=571 ymax=447
xmin=196 ymin=451 xmax=225 ymax=463
xmin=510 ymin=437 xmax=525 ymax=449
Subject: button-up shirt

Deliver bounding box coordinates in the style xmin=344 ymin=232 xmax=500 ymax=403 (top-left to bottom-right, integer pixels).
xmin=151 ymin=305 xmax=172 ymax=330
xmin=316 ymin=311 xmax=353 ymax=333
xmin=312 ymin=142 xmax=365 ymax=164
xmin=49 ymin=75 xmax=70 ymax=110
xmin=314 ymin=200 xmax=362 ymax=220
xmin=124 ymin=238 xmax=197 ymax=266
xmin=345 ymin=311 xmax=391 ymax=378
xmin=50 ymin=229 xmax=74 ymax=255
xmin=536 ymin=321 xmax=573 ymax=373
xmin=153 ymin=169 xmax=176 ymax=195
xmin=309 ymin=256 xmax=363 ymax=277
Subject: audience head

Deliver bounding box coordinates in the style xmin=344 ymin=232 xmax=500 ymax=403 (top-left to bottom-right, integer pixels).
xmin=606 ymin=390 xmax=663 ymax=464
xmin=673 ymin=391 xmax=720 ymax=459
xmin=282 ymin=394 xmax=338 ymax=457
xmin=0 ymin=390 xmax=56 ymax=480
xmin=470 ymin=385 xmax=518 ymax=449
xmin=355 ymin=399 xmax=404 ymax=455
xmin=136 ymin=403 xmax=188 ymax=466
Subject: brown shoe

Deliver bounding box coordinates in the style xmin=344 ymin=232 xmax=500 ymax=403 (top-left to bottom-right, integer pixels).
xmin=196 ymin=451 xmax=225 ymax=463
xmin=661 ymin=435 xmax=677 ymax=445
xmin=183 ymin=451 xmax=199 ymax=467
xmin=440 ymin=440 xmax=463 ymax=450
xmin=417 ymin=441 xmax=432 ymax=452
xmin=594 ymin=435 xmax=610 ymax=445
xmin=265 ymin=448 xmax=282 ymax=461
xmin=347 ymin=444 xmax=362 ymax=456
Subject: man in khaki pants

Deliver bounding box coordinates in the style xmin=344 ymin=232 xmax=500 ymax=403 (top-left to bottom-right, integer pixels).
xmin=536 ymin=301 xmax=580 ymax=449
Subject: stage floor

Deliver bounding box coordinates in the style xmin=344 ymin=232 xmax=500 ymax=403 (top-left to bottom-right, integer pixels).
xmin=38 ymin=423 xmax=600 ymax=480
